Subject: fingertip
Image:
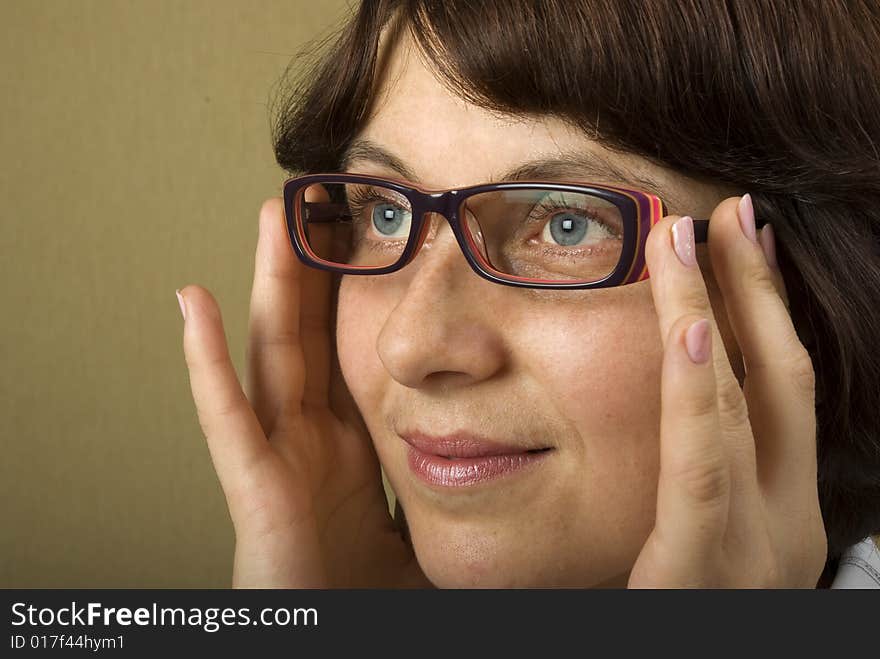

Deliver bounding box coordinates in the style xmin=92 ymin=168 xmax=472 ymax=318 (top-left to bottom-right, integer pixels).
xmin=259 ymin=197 xmax=285 ymax=232
xmin=261 ymin=195 xmax=284 ymax=214
xmin=176 ymin=288 xmax=187 ymax=321
xmin=653 ymin=213 xmax=684 ymax=232
xmin=255 ymin=196 xmax=300 ymax=278
xmin=718 ymin=196 xmax=744 ymax=217
xmin=759 ymin=223 xmax=778 ymax=270
xmin=179 ymin=285 xmax=226 ymax=328
xmin=646 ymin=213 xmax=683 ymax=264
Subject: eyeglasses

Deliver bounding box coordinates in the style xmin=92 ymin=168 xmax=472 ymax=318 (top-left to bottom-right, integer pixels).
xmin=282 ymin=173 xmax=711 ymax=290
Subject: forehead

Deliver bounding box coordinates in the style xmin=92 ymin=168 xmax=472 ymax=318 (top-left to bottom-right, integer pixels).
xmin=359 ymin=26 xmax=600 ymax=188
xmin=351 ymin=20 xmax=731 ymax=216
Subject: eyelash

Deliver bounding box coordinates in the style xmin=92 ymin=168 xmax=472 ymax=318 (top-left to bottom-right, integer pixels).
xmin=527 ymin=198 xmax=622 ymax=233
xmin=346 ymin=187 xmax=403 ymax=215
xmin=514 ymin=198 xmax=621 ymax=260
xmin=345 ymin=188 xmax=410 ymax=252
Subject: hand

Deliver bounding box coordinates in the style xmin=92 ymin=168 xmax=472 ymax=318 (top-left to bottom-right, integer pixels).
xmin=628 ymin=195 xmax=828 ymax=588
xmin=177 ymin=198 xmax=429 ymax=588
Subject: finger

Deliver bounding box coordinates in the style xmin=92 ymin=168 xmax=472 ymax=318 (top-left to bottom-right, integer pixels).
xmin=179 ymin=285 xmax=272 ymax=501
xmin=646 ymin=215 xmax=742 ymax=395
xmin=296 ymin=190 xmax=335 ymax=409
xmin=645 ymin=210 xmax=765 ymax=549
xmin=293 ymin=183 xmax=337 ymax=410
xmin=654 ymin=314 xmax=729 ymax=559
xmin=758 ymin=222 xmax=790 ymax=311
xmin=246 ymin=198 xmax=308 ymax=434
xmin=707 ymin=195 xmax=817 ymax=495
xmin=645 ymin=213 xmax=757 ymax=471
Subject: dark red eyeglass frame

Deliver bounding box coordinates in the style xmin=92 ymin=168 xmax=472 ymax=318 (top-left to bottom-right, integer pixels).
xmin=282 ymin=172 xmax=715 ymax=290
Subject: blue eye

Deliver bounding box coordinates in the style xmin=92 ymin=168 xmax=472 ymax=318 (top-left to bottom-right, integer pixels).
xmin=546 ymin=213 xmax=588 ymax=246
xmin=372 ymin=203 xmax=411 ymax=237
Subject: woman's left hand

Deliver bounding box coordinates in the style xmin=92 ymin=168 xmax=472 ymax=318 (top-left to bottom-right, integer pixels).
xmin=628 ymin=195 xmax=828 ymax=588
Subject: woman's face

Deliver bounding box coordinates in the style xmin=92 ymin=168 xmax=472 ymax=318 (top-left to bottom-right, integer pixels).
xmin=336 ymin=31 xmax=742 ymax=587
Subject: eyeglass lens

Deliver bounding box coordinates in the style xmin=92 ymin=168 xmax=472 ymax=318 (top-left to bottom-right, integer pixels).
xmin=298 ymin=182 xmax=625 ymax=283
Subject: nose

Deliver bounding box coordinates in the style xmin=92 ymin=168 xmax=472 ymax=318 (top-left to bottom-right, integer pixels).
xmin=376 ymin=213 xmax=507 ymax=390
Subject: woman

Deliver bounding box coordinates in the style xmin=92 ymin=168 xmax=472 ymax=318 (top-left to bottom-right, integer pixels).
xmin=176 ymin=0 xmax=880 ymax=587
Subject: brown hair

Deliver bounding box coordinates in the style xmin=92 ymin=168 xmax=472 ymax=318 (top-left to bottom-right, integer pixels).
xmin=270 ymin=0 xmax=880 ymax=579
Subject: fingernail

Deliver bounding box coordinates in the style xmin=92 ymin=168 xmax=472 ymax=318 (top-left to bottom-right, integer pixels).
xmin=738 ymin=194 xmax=757 ymax=243
xmin=176 ymin=289 xmax=186 ymax=321
xmin=672 ymin=215 xmax=696 ymax=267
xmin=759 ymin=223 xmax=777 ymax=269
xmin=685 ymin=318 xmax=712 ymax=364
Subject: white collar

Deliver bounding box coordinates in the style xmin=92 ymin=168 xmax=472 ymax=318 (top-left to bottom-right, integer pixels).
xmin=830 ymin=536 xmax=880 ymax=588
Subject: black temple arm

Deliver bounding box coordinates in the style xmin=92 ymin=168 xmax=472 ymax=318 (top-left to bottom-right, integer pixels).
xmin=302 ymin=202 xmax=352 ymax=222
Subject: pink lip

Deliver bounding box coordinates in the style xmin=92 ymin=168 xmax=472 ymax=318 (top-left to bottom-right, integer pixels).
xmin=399 ymin=430 xmax=553 ymax=488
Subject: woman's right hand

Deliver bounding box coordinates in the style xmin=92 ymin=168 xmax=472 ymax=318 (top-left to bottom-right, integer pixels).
xmin=177 ymin=197 xmax=430 ymax=588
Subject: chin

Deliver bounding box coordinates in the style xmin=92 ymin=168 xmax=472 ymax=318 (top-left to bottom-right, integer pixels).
xmin=415 ymin=552 xmax=628 ymax=589
xmin=405 ymin=517 xmax=629 ymax=589
xmin=416 ymin=555 xmax=545 ymax=589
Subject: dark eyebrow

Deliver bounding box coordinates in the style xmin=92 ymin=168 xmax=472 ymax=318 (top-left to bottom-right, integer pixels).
xmin=340 ymin=138 xmax=681 ymax=210
xmin=341 ymin=139 xmax=419 ymax=181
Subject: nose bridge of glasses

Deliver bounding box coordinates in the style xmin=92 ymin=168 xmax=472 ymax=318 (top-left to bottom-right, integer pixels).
xmin=403 ymin=190 xmax=472 ymax=267
xmin=413 ymin=188 xmax=460 ymax=217
xmin=408 ymin=189 xmax=463 ymax=243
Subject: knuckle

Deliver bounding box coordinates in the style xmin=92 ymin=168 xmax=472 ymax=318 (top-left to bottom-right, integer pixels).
xmin=676 ymin=284 xmax=712 ymax=316
xmin=248 ymin=328 xmax=300 ymax=350
xmin=687 ymin=386 xmax=718 ymax=420
xmin=785 ymin=345 xmax=817 ymax=402
xmin=196 ymin=392 xmax=246 ymax=436
xmin=213 ymin=391 xmax=248 ymax=419
xmin=737 ymin=254 xmax=778 ymax=296
xmin=186 ymin=347 xmax=230 ymax=374
xmin=716 ymin=379 xmax=749 ymax=426
xmin=670 ymin=449 xmax=730 ymax=506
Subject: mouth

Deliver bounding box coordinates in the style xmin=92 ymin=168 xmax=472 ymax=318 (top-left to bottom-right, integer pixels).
xmin=399 ymin=430 xmax=555 ymax=488
xmin=439 ymin=447 xmax=553 ymax=459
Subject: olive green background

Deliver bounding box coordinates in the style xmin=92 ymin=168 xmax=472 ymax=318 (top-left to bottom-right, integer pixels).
xmin=0 ymin=0 xmax=362 ymax=587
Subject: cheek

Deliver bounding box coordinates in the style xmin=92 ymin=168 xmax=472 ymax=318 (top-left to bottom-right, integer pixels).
xmin=336 ymin=278 xmax=384 ymax=412
xmin=336 ymin=277 xmax=668 ymax=585
xmin=520 ymin=294 xmax=663 ymax=442
xmin=528 ymin=296 xmax=665 ymax=577
xmin=516 ymin=292 xmax=665 ymax=509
